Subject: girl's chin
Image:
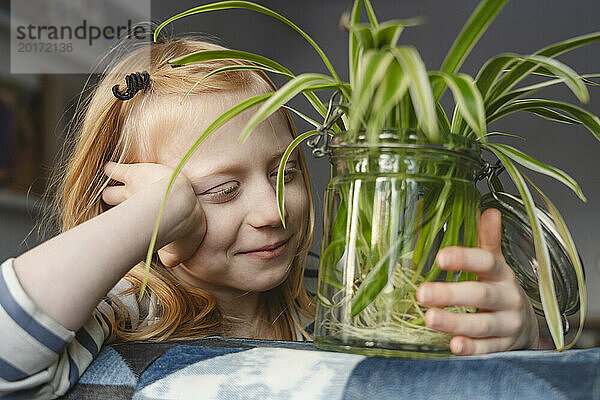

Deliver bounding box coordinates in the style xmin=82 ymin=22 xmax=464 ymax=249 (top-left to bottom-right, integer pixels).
xmin=238 ymin=264 xmax=292 ymax=292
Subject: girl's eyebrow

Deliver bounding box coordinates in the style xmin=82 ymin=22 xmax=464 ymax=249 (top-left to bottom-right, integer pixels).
xmin=189 ymin=149 xmax=295 ymax=185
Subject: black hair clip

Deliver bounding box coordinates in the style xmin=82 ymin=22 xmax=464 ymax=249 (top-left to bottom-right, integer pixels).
xmin=112 ymin=71 xmax=150 ymax=100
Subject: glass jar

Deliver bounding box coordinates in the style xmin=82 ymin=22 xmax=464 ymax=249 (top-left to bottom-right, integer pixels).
xmin=314 ymin=131 xmax=482 ymax=358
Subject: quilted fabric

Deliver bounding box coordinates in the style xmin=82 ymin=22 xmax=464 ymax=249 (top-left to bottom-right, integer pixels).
xmin=59 ymin=337 xmax=600 ymax=400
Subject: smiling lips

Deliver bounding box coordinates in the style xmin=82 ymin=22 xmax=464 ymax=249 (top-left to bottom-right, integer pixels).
xmin=239 ymin=238 xmax=290 ymax=260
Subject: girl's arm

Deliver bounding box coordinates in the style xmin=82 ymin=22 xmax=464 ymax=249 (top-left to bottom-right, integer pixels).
xmin=13 ymin=185 xmax=171 ymax=331
xmin=13 ymin=165 xmax=204 ymax=331
xmin=0 ymin=162 xmax=204 ymax=398
xmin=0 ymin=258 xmax=138 ymax=398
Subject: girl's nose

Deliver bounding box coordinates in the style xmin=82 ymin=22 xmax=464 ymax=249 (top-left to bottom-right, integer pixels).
xmin=246 ymin=184 xmax=288 ymax=229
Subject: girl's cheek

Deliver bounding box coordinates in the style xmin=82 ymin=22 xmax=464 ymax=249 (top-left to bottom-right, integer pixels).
xmin=286 ymin=180 xmax=309 ymax=220
xmin=200 ymin=205 xmax=240 ymax=240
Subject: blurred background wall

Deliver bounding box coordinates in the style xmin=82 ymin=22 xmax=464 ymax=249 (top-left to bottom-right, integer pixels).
xmin=0 ymin=0 xmax=598 ymax=346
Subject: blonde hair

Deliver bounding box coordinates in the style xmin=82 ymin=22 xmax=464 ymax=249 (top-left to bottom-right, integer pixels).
xmin=41 ymin=33 xmax=315 ymax=342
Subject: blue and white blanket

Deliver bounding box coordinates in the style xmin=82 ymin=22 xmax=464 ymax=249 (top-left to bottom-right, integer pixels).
xmin=61 ymin=337 xmax=600 ymax=400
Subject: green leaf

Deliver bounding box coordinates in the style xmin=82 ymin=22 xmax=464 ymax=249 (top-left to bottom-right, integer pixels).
xmin=363 ymin=0 xmax=379 ymax=27
xmin=486 ymin=143 xmax=586 ymax=201
xmin=435 ymin=102 xmax=452 ymax=133
xmin=484 ymin=131 xmax=524 ymax=140
xmin=530 ymin=70 xmax=600 ymax=88
xmin=140 ymin=92 xmax=273 ymax=298
xmin=349 ymin=0 xmax=364 ymax=89
xmin=282 ymin=106 xmax=321 ymax=128
xmin=375 ymin=20 xmax=403 ymax=48
xmin=276 ymin=130 xmax=319 ymax=227
xmin=367 ymin=61 xmax=409 ymax=140
xmin=524 ymin=176 xmax=586 ymax=350
xmin=431 ymin=72 xmax=486 ymax=141
xmin=239 ymin=73 xmax=336 ymax=144
xmin=485 ymin=73 xmax=600 ymax=118
xmin=154 ymin=1 xmax=340 ymax=82
xmin=180 ymin=64 xmax=294 ymax=103
xmin=526 ymin=107 xmax=582 ymax=125
xmin=482 ymin=59 xmax=589 ymax=125
xmin=488 ymin=99 xmax=600 ymax=142
xmin=351 ymin=242 xmax=398 ymax=316
xmin=350 ymin=24 xmax=376 ymax=50
xmin=488 ymin=32 xmax=600 ymax=101
xmin=349 ymin=49 xmax=394 ymax=132
xmin=434 ymin=0 xmax=509 ymax=99
xmin=374 ymin=18 xmax=423 ymax=48
xmin=525 ymin=55 xmax=588 ymax=103
xmin=535 ymin=31 xmax=600 ymax=58
xmin=392 ymin=46 xmax=439 ymax=141
xmin=166 ymin=49 xmax=331 ymax=120
xmin=350 ymin=19 xmax=420 ymax=51
xmin=475 ymin=53 xmax=519 ymax=99
xmin=169 ymin=49 xmax=292 ymax=75
xmin=489 ymin=148 xmax=564 ymax=349
xmin=487 ymin=78 xmax=570 ymax=117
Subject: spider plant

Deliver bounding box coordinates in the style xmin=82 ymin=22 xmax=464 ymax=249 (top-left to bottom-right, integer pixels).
xmin=143 ymin=0 xmax=599 ymax=351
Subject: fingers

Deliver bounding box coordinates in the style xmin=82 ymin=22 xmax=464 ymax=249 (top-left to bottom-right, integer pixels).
xmin=419 ymin=210 xmax=538 ymax=355
xmin=417 ymin=281 xmax=523 ymax=311
xmin=478 ymin=208 xmax=503 ymax=260
xmin=436 ymin=246 xmax=513 ymax=282
xmin=158 ymin=209 xmax=206 ymax=267
xmin=101 ymin=185 xmax=127 ymax=205
xmin=103 ymin=161 xmax=129 ymax=183
xmin=424 ymin=308 xmax=523 ymax=338
xmin=450 ymin=336 xmax=514 ymax=356
xmin=102 ymin=162 xmax=130 ymax=205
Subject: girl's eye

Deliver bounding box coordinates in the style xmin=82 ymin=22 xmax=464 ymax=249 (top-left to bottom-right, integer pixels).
xmin=202 ymin=182 xmax=240 ymax=202
xmin=273 ymin=162 xmax=299 ymax=183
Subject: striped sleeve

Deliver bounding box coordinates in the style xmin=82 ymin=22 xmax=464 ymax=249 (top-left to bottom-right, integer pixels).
xmin=0 ymin=258 xmax=143 ymax=399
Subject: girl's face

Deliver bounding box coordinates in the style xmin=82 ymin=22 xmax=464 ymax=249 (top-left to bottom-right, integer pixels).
xmin=151 ymin=89 xmax=309 ymax=298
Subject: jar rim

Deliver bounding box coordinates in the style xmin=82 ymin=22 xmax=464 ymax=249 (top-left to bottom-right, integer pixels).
xmin=329 ymin=129 xmax=481 ymax=162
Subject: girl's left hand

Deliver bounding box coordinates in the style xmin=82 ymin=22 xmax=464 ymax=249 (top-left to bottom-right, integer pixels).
xmin=416 ymin=208 xmax=540 ymax=355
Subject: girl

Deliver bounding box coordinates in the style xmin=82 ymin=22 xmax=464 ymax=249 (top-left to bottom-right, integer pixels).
xmin=1 ymin=36 xmax=539 ymax=398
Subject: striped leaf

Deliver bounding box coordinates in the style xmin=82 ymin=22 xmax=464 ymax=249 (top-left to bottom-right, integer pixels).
xmin=488 ymin=32 xmax=600 ymax=101
xmin=374 ymin=18 xmax=422 ymax=48
xmin=349 ymin=49 xmax=394 ymax=132
xmin=436 ymin=102 xmax=452 ymax=133
xmin=525 ymin=176 xmax=587 ymax=350
xmin=276 ymin=130 xmax=319 ymax=228
xmin=168 ymin=50 xmax=330 ymax=119
xmin=350 ymin=24 xmax=376 ymax=50
xmin=431 ymin=72 xmax=486 ymax=142
xmin=239 ymin=73 xmax=337 ymax=144
xmin=154 ymin=1 xmax=340 ymax=82
xmin=526 ymin=107 xmax=582 ymax=125
xmin=476 ymin=53 xmax=519 ymax=99
xmin=363 ymin=0 xmax=379 ymax=27
xmin=392 ymin=46 xmax=439 ymax=141
xmin=349 ymin=0 xmax=365 ymax=88
xmin=486 ymin=143 xmax=586 ymax=201
xmin=180 ymin=64 xmax=294 ymax=103
xmin=169 ymin=49 xmax=292 ymax=75
xmin=434 ymin=0 xmax=509 ymax=99
xmin=524 ymin=55 xmax=588 ymax=103
xmin=489 ymin=148 xmax=564 ymax=349
xmin=282 ymin=106 xmax=322 ymax=128
xmin=367 ymin=61 xmax=409 ymax=140
xmin=486 ymin=73 xmax=600 ymax=117
xmin=488 ymin=99 xmax=600 ymax=142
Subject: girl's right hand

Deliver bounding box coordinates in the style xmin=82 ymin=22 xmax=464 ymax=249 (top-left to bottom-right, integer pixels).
xmin=102 ymin=161 xmax=206 ymax=267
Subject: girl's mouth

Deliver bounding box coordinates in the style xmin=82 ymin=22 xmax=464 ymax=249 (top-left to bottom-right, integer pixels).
xmin=240 ymin=238 xmax=290 ymax=260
